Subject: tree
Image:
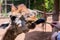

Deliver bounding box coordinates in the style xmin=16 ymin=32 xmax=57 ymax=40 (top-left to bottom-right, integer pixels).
xmin=0 ymin=0 xmax=3 ymax=13
xmin=52 ymin=0 xmax=59 ymax=21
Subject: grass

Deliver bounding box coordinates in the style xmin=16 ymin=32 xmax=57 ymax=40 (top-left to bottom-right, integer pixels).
xmin=2 ymin=13 xmax=8 ymax=17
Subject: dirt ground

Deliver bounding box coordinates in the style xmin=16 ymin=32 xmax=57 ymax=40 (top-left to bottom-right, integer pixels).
xmin=0 ymin=16 xmax=53 ymax=40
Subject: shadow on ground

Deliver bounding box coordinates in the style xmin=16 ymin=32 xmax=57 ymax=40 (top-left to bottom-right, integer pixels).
xmin=24 ymin=31 xmax=52 ymax=40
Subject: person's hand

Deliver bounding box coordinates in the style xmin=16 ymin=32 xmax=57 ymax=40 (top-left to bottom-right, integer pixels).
xmin=51 ymin=21 xmax=60 ymax=28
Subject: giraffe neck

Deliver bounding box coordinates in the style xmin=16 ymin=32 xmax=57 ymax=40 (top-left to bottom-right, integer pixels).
xmin=2 ymin=23 xmax=21 ymax=40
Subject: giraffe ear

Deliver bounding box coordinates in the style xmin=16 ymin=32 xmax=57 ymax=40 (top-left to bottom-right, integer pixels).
xmin=11 ymin=4 xmax=17 ymax=12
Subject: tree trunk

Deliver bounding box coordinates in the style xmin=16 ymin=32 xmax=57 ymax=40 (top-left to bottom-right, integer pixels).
xmin=26 ymin=0 xmax=30 ymax=8
xmin=0 ymin=0 xmax=3 ymax=14
xmin=0 ymin=5 xmax=2 ymax=14
xmin=34 ymin=0 xmax=36 ymax=9
xmin=52 ymin=0 xmax=59 ymax=21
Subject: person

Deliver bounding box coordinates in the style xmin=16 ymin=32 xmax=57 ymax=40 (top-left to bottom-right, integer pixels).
xmin=51 ymin=21 xmax=60 ymax=40
xmin=51 ymin=21 xmax=60 ymax=32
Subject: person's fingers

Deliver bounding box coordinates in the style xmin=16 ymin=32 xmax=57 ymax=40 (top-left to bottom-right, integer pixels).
xmin=51 ymin=21 xmax=59 ymax=28
xmin=51 ymin=24 xmax=56 ymax=28
xmin=51 ymin=21 xmax=57 ymax=27
xmin=51 ymin=21 xmax=58 ymax=24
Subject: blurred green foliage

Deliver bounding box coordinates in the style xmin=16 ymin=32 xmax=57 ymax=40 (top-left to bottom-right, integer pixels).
xmin=2 ymin=10 xmax=8 ymax=17
xmin=30 ymin=0 xmax=54 ymax=12
xmin=8 ymin=0 xmax=54 ymax=12
xmin=44 ymin=0 xmax=54 ymax=12
xmin=30 ymin=0 xmax=44 ymax=11
xmin=12 ymin=0 xmax=26 ymax=6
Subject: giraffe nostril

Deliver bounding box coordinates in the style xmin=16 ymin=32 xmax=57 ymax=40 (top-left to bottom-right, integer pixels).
xmin=27 ymin=16 xmax=30 ymax=17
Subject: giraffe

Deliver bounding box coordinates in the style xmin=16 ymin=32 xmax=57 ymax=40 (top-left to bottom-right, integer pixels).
xmin=2 ymin=15 xmax=29 ymax=40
